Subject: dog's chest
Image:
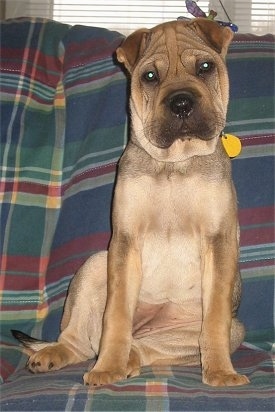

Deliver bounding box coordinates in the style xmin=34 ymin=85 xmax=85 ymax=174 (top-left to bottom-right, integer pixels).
xmin=139 ymin=174 xmax=205 ymax=305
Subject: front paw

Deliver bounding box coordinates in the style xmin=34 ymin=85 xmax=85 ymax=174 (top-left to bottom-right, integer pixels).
xmin=83 ymin=369 xmax=127 ymax=386
xmin=203 ymin=371 xmax=250 ymax=387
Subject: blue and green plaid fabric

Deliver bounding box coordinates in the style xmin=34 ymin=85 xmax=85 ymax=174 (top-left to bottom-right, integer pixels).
xmin=0 ymin=17 xmax=127 ymax=381
xmin=0 ymin=18 xmax=274 ymax=411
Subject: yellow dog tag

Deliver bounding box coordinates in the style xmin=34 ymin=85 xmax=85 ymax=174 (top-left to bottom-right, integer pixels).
xmin=221 ymin=133 xmax=242 ymax=158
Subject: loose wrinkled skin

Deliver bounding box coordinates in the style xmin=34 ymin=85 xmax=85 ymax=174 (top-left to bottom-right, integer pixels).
xmin=13 ymin=19 xmax=249 ymax=388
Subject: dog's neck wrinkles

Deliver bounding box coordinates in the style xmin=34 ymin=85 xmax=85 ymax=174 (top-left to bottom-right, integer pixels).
xmin=121 ymin=140 xmax=230 ymax=181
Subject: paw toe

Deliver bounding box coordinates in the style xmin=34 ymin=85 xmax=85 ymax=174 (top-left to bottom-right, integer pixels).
xmin=48 ymin=362 xmax=54 ymax=370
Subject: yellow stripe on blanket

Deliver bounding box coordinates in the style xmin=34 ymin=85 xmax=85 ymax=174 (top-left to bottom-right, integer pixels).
xmin=54 ymin=80 xmax=65 ymax=108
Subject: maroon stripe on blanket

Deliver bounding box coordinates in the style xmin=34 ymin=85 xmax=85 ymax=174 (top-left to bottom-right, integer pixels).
xmin=1 ymin=273 xmax=39 ymax=292
xmin=0 ymin=181 xmax=61 ymax=196
xmin=0 ymin=358 xmax=17 ymax=382
xmin=240 ymin=260 xmax=273 ymax=270
xmin=239 ymin=206 xmax=274 ymax=225
xmin=62 ymin=163 xmax=117 ymax=194
xmin=1 ymin=164 xmax=117 ymax=197
xmin=48 ymin=232 xmax=110 ymax=279
xmin=63 ymin=38 xmax=124 ymax=69
xmin=1 ymin=48 xmax=62 ymax=86
xmin=240 ymin=226 xmax=274 ymax=246
xmin=240 ymin=135 xmax=275 ymax=146
xmin=1 ymin=255 xmax=41 ymax=277
xmin=49 ymin=233 xmax=110 ymax=264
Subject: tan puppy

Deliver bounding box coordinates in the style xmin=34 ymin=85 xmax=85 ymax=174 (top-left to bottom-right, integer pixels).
xmin=13 ymin=19 xmax=249 ymax=387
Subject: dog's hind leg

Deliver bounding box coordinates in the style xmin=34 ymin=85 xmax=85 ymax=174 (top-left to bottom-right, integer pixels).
xmin=14 ymin=251 xmax=108 ymax=374
xmin=131 ymin=317 xmax=246 ymax=375
xmin=132 ymin=325 xmax=202 ymax=368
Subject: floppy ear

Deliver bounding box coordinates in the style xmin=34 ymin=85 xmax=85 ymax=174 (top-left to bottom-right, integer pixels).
xmin=116 ymin=28 xmax=150 ymax=73
xmin=189 ymin=18 xmax=233 ymax=57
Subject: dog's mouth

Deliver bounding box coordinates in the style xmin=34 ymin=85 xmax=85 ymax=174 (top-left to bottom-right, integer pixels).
xmin=146 ymin=114 xmax=225 ymax=149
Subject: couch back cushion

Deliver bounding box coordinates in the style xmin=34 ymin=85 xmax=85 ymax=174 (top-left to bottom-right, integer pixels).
xmin=226 ymin=34 xmax=274 ymax=349
xmin=0 ymin=18 xmax=126 ymax=382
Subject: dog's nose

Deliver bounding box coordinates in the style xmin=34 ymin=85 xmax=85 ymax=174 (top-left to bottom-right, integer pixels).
xmin=169 ymin=93 xmax=194 ymax=118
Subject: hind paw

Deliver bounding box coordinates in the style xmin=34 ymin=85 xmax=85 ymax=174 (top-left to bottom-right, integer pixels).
xmin=27 ymin=344 xmax=71 ymax=373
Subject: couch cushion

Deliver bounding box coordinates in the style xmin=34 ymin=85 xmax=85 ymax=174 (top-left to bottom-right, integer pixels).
xmin=1 ymin=347 xmax=274 ymax=411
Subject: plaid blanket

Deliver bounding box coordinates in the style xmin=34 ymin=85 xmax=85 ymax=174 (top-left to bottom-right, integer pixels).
xmin=0 ymin=17 xmax=127 ymax=381
xmin=0 ymin=18 xmax=274 ymax=411
xmin=225 ymin=34 xmax=275 ymax=351
xmin=1 ymin=348 xmax=273 ymax=411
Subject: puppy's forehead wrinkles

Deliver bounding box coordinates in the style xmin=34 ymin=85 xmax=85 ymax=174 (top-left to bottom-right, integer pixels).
xmin=146 ymin=27 xmax=176 ymax=62
xmin=148 ymin=29 xmax=166 ymax=57
xmin=163 ymin=26 xmax=178 ymax=74
xmin=150 ymin=25 xmax=205 ymax=75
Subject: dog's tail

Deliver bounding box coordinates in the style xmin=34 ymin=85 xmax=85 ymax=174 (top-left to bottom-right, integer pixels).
xmin=11 ymin=330 xmax=56 ymax=355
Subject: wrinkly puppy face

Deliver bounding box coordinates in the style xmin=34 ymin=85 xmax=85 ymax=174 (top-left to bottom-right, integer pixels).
xmin=117 ymin=19 xmax=233 ymax=162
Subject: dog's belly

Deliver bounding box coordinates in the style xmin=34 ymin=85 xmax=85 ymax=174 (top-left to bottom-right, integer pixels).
xmin=134 ymin=232 xmax=202 ymax=337
xmin=133 ymin=300 xmax=202 ymax=338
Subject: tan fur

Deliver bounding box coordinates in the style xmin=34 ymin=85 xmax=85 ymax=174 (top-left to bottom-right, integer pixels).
xmin=14 ymin=19 xmax=249 ymax=387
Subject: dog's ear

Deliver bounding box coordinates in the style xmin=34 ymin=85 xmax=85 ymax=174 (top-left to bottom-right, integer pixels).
xmin=116 ymin=29 xmax=150 ymax=73
xmin=190 ymin=18 xmax=234 ymax=57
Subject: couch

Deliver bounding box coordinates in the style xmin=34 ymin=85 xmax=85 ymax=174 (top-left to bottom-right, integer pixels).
xmin=0 ymin=17 xmax=274 ymax=411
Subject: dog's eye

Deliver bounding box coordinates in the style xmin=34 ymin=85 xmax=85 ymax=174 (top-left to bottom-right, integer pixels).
xmin=197 ymin=61 xmax=214 ymax=76
xmin=142 ymin=70 xmax=158 ymax=83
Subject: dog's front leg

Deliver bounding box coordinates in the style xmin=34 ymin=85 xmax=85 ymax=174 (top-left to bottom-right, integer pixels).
xmin=200 ymin=231 xmax=249 ymax=387
xmin=84 ymin=233 xmax=142 ymax=386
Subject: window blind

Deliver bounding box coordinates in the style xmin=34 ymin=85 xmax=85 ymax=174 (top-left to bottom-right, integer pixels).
xmin=5 ymin=0 xmax=53 ymax=19
xmin=4 ymin=0 xmax=275 ymax=35
xmin=236 ymin=0 xmax=275 ymax=34
xmin=52 ymin=1 xmax=209 ymax=34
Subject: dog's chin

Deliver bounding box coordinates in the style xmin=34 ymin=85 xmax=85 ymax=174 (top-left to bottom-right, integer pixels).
xmin=151 ymin=132 xmax=216 ymax=150
xmin=139 ymin=133 xmax=220 ymax=163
